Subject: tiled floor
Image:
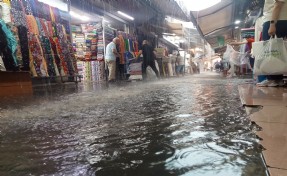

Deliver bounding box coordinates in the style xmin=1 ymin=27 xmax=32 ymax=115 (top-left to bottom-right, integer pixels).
xmin=239 ymin=84 xmax=287 ymax=176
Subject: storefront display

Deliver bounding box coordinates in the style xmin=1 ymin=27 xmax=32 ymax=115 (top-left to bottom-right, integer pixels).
xmin=72 ymin=22 xmax=115 ymax=82
xmin=0 ymin=0 xmax=77 ymax=79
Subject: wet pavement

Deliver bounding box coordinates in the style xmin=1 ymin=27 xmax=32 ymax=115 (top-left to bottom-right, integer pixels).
xmin=0 ymin=73 xmax=267 ymax=176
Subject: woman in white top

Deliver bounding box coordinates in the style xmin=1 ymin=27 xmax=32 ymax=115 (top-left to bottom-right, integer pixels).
xmin=257 ymin=0 xmax=287 ymax=87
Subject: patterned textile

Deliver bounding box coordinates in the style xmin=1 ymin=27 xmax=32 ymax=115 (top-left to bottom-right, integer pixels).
xmin=47 ymin=21 xmax=54 ymax=37
xmin=41 ymin=36 xmax=59 ymax=77
xmin=118 ymin=35 xmax=126 ymax=64
xmin=55 ymin=24 xmax=75 ymax=76
xmin=10 ymin=8 xmax=27 ymax=27
xmin=26 ymin=15 xmax=39 ymax=35
xmin=22 ymin=0 xmax=33 ymax=15
xmin=17 ymin=26 xmax=30 ymax=71
xmin=91 ymin=61 xmax=105 ymax=82
xmin=35 ymin=17 xmax=45 ymax=37
xmin=0 ymin=23 xmax=17 ymax=71
xmin=0 ymin=2 xmax=11 ymax=23
xmin=28 ymin=34 xmax=48 ymax=77
xmin=0 ymin=20 xmax=18 ymax=66
xmin=10 ymin=0 xmax=22 ymax=11
xmin=49 ymin=37 xmax=64 ymax=76
xmin=53 ymin=37 xmax=68 ymax=76
xmin=83 ymin=61 xmax=91 ymax=81
xmin=8 ymin=24 xmax=23 ymax=66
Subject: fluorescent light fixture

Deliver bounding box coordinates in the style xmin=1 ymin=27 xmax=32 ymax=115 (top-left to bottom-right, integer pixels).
xmin=235 ymin=20 xmax=241 ymax=24
xmin=117 ymin=11 xmax=134 ymax=20
xmin=103 ymin=19 xmax=109 ymax=23
xmin=235 ymin=26 xmax=239 ymax=29
xmin=180 ymin=0 xmax=221 ymax=11
xmin=70 ymin=11 xmax=90 ymax=21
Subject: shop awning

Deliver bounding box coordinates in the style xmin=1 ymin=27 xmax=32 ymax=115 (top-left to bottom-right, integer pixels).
xmin=190 ymin=0 xmax=234 ymax=48
xmin=191 ymin=0 xmax=233 ymax=36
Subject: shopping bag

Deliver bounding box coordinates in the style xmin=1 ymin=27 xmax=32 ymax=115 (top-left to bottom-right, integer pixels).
xmin=252 ymin=37 xmax=287 ymax=75
xmin=146 ymin=66 xmax=157 ymax=80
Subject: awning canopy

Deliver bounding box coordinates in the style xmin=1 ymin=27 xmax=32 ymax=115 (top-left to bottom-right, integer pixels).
xmin=191 ymin=0 xmax=233 ymax=37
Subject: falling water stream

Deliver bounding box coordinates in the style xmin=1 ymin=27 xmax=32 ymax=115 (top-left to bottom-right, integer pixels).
xmin=0 ymin=75 xmax=266 ymax=176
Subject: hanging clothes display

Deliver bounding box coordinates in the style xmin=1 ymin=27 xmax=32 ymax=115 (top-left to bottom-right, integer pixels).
xmin=0 ymin=22 xmax=17 ymax=71
xmin=3 ymin=0 xmax=78 ymax=78
xmin=11 ymin=8 xmax=27 ymax=27
xmin=8 ymin=24 xmax=23 ymax=67
xmin=0 ymin=20 xmax=18 ymax=68
xmin=0 ymin=2 xmax=11 ymax=23
xmin=17 ymin=26 xmax=30 ymax=71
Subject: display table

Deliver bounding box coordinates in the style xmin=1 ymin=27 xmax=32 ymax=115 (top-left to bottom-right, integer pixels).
xmin=0 ymin=71 xmax=33 ymax=97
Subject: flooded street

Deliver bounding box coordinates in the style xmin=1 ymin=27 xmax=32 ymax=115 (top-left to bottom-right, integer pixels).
xmin=0 ymin=74 xmax=266 ymax=176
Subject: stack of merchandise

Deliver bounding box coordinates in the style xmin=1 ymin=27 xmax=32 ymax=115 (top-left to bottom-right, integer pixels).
xmin=72 ymin=32 xmax=85 ymax=59
xmin=72 ymin=23 xmax=112 ymax=82
xmin=85 ymin=33 xmax=97 ymax=60
xmin=96 ymin=28 xmax=104 ymax=61
xmin=0 ymin=0 xmax=78 ymax=78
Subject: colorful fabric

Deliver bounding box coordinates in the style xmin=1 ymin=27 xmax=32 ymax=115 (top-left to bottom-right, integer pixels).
xmin=0 ymin=23 xmax=17 ymax=71
xmin=118 ymin=35 xmax=126 ymax=64
xmin=17 ymin=26 xmax=30 ymax=71
xmin=22 ymin=0 xmax=33 ymax=15
xmin=0 ymin=20 xmax=18 ymax=66
xmin=0 ymin=2 xmax=11 ymax=23
xmin=8 ymin=24 xmax=23 ymax=66
xmin=28 ymin=34 xmax=48 ymax=77
xmin=49 ymin=36 xmax=64 ymax=76
xmin=26 ymin=15 xmax=39 ymax=35
xmin=11 ymin=9 xmax=27 ymax=27
xmin=41 ymin=36 xmax=59 ymax=77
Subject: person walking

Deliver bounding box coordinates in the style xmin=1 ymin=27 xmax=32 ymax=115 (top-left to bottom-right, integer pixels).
xmin=176 ymin=53 xmax=185 ymax=76
xmin=137 ymin=40 xmax=160 ymax=81
xmin=105 ymin=38 xmax=120 ymax=82
xmin=257 ymin=0 xmax=287 ymax=87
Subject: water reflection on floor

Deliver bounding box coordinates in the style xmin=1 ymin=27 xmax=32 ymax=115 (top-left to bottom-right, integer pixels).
xmin=0 ymin=75 xmax=266 ymax=176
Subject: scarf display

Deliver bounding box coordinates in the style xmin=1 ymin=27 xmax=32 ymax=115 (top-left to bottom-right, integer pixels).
xmin=17 ymin=26 xmax=30 ymax=71
xmin=28 ymin=33 xmax=48 ymax=77
xmin=0 ymin=20 xmax=18 ymax=67
xmin=0 ymin=2 xmax=11 ymax=23
xmin=3 ymin=0 xmax=77 ymax=77
xmin=0 ymin=23 xmax=17 ymax=71
xmin=11 ymin=8 xmax=27 ymax=27
xmin=8 ymin=24 xmax=23 ymax=66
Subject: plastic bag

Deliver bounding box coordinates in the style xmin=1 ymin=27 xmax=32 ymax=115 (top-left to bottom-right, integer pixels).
xmin=253 ymin=37 xmax=287 ymax=75
xmin=146 ymin=66 xmax=157 ymax=80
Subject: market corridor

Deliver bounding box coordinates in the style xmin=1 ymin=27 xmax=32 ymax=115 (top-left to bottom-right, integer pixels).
xmin=0 ymin=75 xmax=266 ymax=176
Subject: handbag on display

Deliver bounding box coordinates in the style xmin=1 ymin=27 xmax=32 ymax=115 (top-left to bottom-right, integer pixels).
xmin=252 ymin=36 xmax=287 ymax=75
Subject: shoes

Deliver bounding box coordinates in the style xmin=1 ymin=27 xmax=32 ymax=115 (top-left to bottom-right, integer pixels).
xmin=268 ymin=81 xmax=279 ymax=87
xmin=256 ymin=80 xmax=285 ymax=87
xmin=108 ymin=79 xmax=116 ymax=83
xmin=257 ymin=80 xmax=278 ymax=87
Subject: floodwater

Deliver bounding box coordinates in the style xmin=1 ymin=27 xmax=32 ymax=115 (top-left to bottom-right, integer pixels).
xmin=0 ymin=74 xmax=267 ymax=176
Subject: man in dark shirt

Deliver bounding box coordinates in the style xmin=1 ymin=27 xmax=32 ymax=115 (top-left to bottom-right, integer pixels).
xmin=137 ymin=40 xmax=160 ymax=80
